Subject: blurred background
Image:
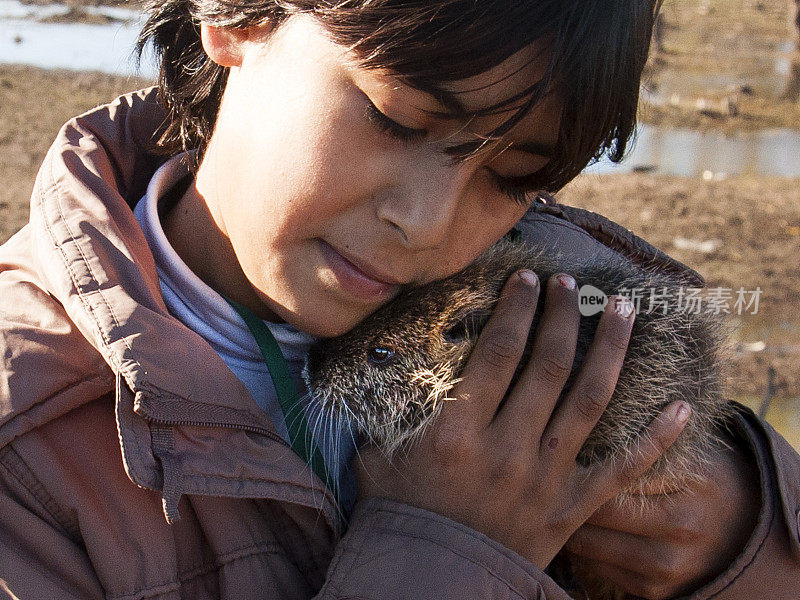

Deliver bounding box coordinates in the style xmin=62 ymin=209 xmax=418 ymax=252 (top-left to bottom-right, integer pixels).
xmin=1 ymin=0 xmax=798 ymax=447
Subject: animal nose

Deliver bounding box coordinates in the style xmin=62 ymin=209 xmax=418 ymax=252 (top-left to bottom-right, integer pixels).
xmin=375 ymin=158 xmax=469 ymax=250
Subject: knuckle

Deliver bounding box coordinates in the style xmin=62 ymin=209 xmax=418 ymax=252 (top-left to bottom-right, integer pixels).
xmin=666 ymin=506 xmax=699 ymax=541
xmin=597 ymin=320 xmax=632 ymax=352
xmin=476 ymin=331 xmax=521 ymax=369
xmin=503 ymin=277 xmax=540 ymax=310
xmin=565 ymin=532 xmax=586 ymax=557
xmin=616 ymin=455 xmax=643 ymax=487
xmin=487 ymin=453 xmax=527 ymax=486
xmin=430 ymin=423 xmax=475 ymax=463
xmin=652 ymin=549 xmax=683 ymax=584
xmin=550 ymin=504 xmax=579 ymax=536
xmin=631 ymin=581 xmax=670 ymax=600
xmin=537 ymin=355 xmax=572 ymax=385
xmin=492 ymin=440 xmax=524 ymax=462
xmin=629 ymin=433 xmax=669 ymax=474
xmin=575 ymin=389 xmax=610 ymax=421
xmin=648 ymin=431 xmax=672 ymax=458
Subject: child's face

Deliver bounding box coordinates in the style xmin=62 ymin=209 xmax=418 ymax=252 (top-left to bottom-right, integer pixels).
xmin=197 ymin=15 xmax=562 ymax=337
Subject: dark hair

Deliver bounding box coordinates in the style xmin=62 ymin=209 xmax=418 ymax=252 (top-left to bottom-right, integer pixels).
xmin=138 ymin=0 xmax=660 ymax=192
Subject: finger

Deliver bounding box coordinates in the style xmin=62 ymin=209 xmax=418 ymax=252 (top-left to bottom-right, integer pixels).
xmin=565 ymin=524 xmax=665 ymax=570
xmin=541 ymin=295 xmax=635 ymax=460
xmin=583 ymin=401 xmax=691 ymax=509
xmin=438 ymin=269 xmax=540 ymax=430
xmin=586 ymin=490 xmax=694 ymax=538
xmin=492 ymin=273 xmax=580 ymax=439
xmin=565 ymin=556 xmax=675 ymax=600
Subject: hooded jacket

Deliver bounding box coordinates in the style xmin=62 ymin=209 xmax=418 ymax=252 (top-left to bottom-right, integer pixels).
xmin=0 ymin=88 xmax=798 ymax=600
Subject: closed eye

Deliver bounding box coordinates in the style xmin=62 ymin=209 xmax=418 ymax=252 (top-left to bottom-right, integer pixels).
xmin=364 ymin=99 xmax=427 ymax=143
xmin=487 ymin=168 xmax=544 ymax=206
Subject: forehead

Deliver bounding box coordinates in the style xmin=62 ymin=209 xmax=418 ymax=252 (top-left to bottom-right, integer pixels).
xmin=277 ymin=15 xmax=556 ymax=116
xmin=263 ymin=15 xmax=562 ymax=149
xmin=439 ymin=39 xmax=554 ymax=115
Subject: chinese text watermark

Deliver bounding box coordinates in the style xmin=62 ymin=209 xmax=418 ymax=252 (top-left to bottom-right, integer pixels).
xmin=578 ymin=285 xmax=762 ymax=317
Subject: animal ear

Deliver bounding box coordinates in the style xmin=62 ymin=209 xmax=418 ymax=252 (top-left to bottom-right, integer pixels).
xmin=443 ymin=310 xmax=489 ymax=343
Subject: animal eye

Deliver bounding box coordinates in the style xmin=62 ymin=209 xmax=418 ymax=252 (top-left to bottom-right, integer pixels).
xmin=367 ymin=347 xmax=396 ymax=365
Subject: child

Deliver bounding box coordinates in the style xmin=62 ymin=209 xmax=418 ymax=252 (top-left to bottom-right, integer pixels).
xmin=0 ymin=1 xmax=797 ymax=598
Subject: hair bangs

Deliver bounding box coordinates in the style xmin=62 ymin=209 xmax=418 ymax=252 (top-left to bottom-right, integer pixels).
xmin=139 ymin=0 xmax=660 ymax=189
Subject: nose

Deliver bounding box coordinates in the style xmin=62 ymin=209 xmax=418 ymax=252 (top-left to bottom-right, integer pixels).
xmin=375 ymin=156 xmax=471 ymax=250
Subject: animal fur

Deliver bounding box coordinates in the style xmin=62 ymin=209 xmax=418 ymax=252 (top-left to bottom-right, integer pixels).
xmin=304 ymin=239 xmax=734 ymax=599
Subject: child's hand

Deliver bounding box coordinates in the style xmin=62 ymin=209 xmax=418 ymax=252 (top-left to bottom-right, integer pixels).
xmin=355 ymin=270 xmax=690 ymax=569
xmin=564 ymin=443 xmax=760 ymax=599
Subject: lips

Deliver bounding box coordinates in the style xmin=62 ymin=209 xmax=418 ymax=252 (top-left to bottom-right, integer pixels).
xmin=318 ymin=240 xmax=401 ymax=302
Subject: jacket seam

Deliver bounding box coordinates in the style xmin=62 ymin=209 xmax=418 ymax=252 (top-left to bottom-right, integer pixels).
xmin=521 ymin=214 xmax=591 ymax=238
xmin=115 ymin=374 xmax=152 ymax=491
xmin=369 ymin=504 xmax=513 ymax=556
xmin=177 ymin=467 xmax=326 ymax=492
xmin=322 ymin=506 xmax=377 ymax=599
xmin=706 ymin=506 xmax=775 ymax=599
xmin=0 ymin=444 xmax=80 ymax=541
xmin=346 ymin=506 xmax=533 ymax=599
xmin=105 ymin=542 xmax=286 ymax=600
xmin=43 ymin=156 xmax=134 ymax=373
xmin=693 ymin=407 xmax=781 ymax=599
xmin=0 ymin=372 xmax=114 ymax=448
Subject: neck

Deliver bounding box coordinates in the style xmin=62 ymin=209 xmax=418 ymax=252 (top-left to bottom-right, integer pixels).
xmin=161 ymin=178 xmax=282 ymax=323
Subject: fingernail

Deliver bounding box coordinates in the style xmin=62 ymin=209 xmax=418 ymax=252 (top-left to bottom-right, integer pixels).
xmin=518 ymin=270 xmax=539 ymax=288
xmin=612 ymin=296 xmax=635 ymax=319
xmin=556 ymin=274 xmax=576 ymax=290
xmin=675 ymin=403 xmax=691 ymax=423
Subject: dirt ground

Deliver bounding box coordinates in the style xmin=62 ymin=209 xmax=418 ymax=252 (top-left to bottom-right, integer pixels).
xmin=0 ymin=65 xmax=150 ymax=243
xmin=1 ymin=0 xmax=799 ymax=442
xmin=643 ymin=0 xmax=800 ymax=132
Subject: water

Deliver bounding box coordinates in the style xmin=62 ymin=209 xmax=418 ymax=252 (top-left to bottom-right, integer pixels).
xmin=0 ymin=0 xmax=156 ymax=77
xmin=587 ymin=125 xmax=800 ymax=178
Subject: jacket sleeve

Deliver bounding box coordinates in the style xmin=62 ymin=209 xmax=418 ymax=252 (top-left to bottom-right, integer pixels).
xmin=316 ymin=498 xmax=573 ymax=600
xmin=685 ymin=403 xmax=800 ymax=600
xmin=0 ymin=445 xmax=105 ymax=600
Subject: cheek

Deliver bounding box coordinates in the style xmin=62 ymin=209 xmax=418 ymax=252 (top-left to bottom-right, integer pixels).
xmin=429 ymin=202 xmax=528 ymax=281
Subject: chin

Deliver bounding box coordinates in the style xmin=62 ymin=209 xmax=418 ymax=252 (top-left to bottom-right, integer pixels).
xmin=258 ymin=287 xmax=379 ymax=338
xmin=297 ymin=316 xmax=364 ymax=339
xmin=277 ymin=305 xmax=366 ymax=339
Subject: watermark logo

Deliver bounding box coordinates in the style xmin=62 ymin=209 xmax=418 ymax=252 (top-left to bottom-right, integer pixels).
xmin=576 ymin=285 xmax=762 ymax=317
xmin=578 ymin=285 xmax=608 ymax=316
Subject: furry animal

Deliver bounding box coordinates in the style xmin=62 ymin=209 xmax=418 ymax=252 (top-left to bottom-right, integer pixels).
xmin=304 ymin=239 xmax=734 ymax=599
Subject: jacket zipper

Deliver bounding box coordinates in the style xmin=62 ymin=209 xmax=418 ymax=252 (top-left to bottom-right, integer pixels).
xmin=140 ymin=413 xmax=290 ymax=447
xmin=133 ymin=399 xmax=340 ymax=527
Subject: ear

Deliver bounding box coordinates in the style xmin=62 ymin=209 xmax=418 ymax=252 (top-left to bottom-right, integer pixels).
xmin=200 ymin=23 xmax=250 ymax=68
